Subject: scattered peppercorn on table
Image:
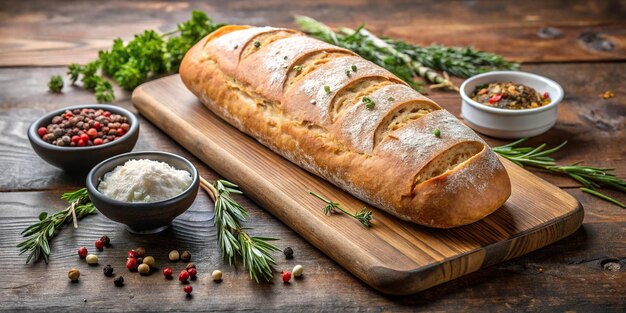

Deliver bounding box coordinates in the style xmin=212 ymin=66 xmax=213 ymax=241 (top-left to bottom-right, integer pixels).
xmin=0 ymin=0 xmax=625 ymax=312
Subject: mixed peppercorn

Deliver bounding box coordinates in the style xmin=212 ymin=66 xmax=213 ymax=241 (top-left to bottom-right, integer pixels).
xmin=37 ymin=108 xmax=130 ymax=147
xmin=67 ymin=237 xmax=304 ymax=295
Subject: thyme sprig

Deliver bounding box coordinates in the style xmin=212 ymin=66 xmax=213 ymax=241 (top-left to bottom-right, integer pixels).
xmin=494 ymin=138 xmax=625 ymax=208
xmin=309 ymin=191 xmax=373 ymax=227
xmin=199 ymin=177 xmax=279 ymax=283
xmin=17 ymin=188 xmax=97 ymax=264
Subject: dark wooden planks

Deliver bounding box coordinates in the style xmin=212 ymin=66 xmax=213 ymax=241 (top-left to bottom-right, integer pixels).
xmin=0 ymin=0 xmax=624 ymax=308
xmin=0 ymin=0 xmax=625 ymax=66
xmin=0 ymin=190 xmax=623 ymax=311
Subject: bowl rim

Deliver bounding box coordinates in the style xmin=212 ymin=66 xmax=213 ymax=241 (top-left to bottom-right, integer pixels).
xmin=459 ymin=71 xmax=564 ymax=115
xmin=28 ymin=104 xmax=139 ymax=151
xmin=86 ymin=151 xmax=200 ymax=207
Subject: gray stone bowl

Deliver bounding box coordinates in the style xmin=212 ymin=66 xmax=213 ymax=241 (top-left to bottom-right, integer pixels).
xmin=28 ymin=104 xmax=139 ymax=173
xmin=86 ymin=151 xmax=199 ymax=234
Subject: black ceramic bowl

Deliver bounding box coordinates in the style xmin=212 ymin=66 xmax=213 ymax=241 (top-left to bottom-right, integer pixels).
xmin=86 ymin=151 xmax=199 ymax=234
xmin=28 ymin=104 xmax=139 ymax=173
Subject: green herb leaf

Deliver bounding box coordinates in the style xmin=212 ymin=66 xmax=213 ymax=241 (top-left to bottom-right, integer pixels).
xmin=309 ymin=191 xmax=374 ymax=227
xmin=362 ymin=96 xmax=375 ymax=109
xmin=52 ymin=11 xmax=223 ymax=102
xmin=48 ymin=75 xmax=63 ymax=93
xmin=17 ymin=188 xmax=97 ymax=264
xmin=206 ymin=179 xmax=279 ymax=282
xmin=494 ymin=139 xmax=626 ymax=208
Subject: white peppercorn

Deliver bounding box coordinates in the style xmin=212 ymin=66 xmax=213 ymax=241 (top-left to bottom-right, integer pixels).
xmin=168 ymin=250 xmax=180 ymax=262
xmin=143 ymin=256 xmax=156 ymax=268
xmin=292 ymin=264 xmax=303 ymax=277
xmin=85 ymin=254 xmax=98 ymax=265
xmin=211 ymin=270 xmax=223 ymax=281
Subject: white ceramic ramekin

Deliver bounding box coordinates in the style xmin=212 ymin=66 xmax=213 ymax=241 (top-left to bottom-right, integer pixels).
xmin=460 ymin=71 xmax=564 ymax=139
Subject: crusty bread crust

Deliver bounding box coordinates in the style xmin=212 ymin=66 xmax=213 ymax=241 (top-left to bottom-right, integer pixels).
xmin=180 ymin=25 xmax=511 ymax=228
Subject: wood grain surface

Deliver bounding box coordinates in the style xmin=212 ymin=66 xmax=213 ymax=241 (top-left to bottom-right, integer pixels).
xmin=131 ymin=74 xmax=584 ymax=295
xmin=1 ymin=0 xmax=625 ymax=66
xmin=1 ymin=0 xmax=625 ymax=311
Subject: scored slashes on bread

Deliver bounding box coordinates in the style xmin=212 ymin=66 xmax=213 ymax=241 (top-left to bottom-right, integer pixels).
xmin=180 ymin=25 xmax=511 ymax=228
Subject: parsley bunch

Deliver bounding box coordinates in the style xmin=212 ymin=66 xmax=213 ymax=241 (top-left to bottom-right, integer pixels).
xmin=56 ymin=11 xmax=223 ymax=103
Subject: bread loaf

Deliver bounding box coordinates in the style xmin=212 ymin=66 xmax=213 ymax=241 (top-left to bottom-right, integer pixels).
xmin=180 ymin=25 xmax=511 ymax=228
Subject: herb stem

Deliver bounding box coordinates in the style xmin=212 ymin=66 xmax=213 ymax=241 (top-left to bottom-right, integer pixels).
xmin=309 ymin=191 xmax=373 ymax=227
xmin=494 ymin=139 xmax=625 ymax=208
xmin=18 ymin=188 xmax=97 ymax=264
xmin=581 ymin=188 xmax=625 ymax=208
xmin=200 ymin=176 xmax=279 ymax=282
xmin=340 ymin=27 xmax=457 ymax=91
xmin=160 ymin=29 xmax=180 ymax=37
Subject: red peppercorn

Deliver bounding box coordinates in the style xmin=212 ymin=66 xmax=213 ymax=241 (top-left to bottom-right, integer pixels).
xmin=163 ymin=267 xmax=173 ymax=278
xmin=103 ymin=111 xmax=111 ymax=117
xmin=71 ymin=135 xmax=80 ymax=143
xmin=282 ymin=271 xmax=291 ymax=283
xmin=184 ymin=285 xmax=193 ymax=294
xmin=127 ymin=250 xmax=139 ymax=258
xmin=95 ymin=239 xmax=104 ymax=251
xmin=37 ymin=127 xmax=48 ymax=137
xmin=93 ymin=138 xmax=103 ymax=145
xmin=77 ymin=246 xmax=88 ymax=258
xmin=86 ymin=128 xmax=97 ymax=138
xmin=77 ymin=139 xmax=87 ymax=147
xmin=178 ymin=270 xmax=190 ymax=282
xmin=64 ymin=112 xmax=73 ymax=119
xmin=93 ymin=121 xmax=101 ymax=129
xmin=543 ymin=91 xmax=550 ymax=99
xmin=126 ymin=258 xmax=137 ymax=271
xmin=187 ymin=268 xmax=197 ymax=278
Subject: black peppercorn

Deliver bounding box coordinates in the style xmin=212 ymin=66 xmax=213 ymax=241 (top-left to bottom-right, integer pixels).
xmin=283 ymin=247 xmax=294 ymax=259
xmin=181 ymin=251 xmax=192 ymax=262
xmin=100 ymin=235 xmax=111 ymax=247
xmin=114 ymin=276 xmax=124 ymax=287
xmin=103 ymin=264 xmax=114 ymax=277
xmin=186 ymin=263 xmax=196 ymax=270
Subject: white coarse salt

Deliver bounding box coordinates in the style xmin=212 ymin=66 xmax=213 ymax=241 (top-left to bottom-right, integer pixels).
xmin=98 ymin=159 xmax=192 ymax=203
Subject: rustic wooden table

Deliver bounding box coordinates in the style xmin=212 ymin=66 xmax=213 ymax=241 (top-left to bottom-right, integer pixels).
xmin=1 ymin=0 xmax=624 ymax=311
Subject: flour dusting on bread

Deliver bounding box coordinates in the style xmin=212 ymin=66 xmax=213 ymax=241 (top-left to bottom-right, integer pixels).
xmin=181 ymin=25 xmax=511 ymax=228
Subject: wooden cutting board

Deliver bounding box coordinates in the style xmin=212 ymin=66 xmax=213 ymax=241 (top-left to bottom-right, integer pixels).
xmin=132 ymin=75 xmax=583 ymax=295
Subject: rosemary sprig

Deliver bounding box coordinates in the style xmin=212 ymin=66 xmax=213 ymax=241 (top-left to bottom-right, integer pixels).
xmin=199 ymin=177 xmax=279 ymax=283
xmin=309 ymin=191 xmax=373 ymax=227
xmin=295 ymin=16 xmax=518 ymax=91
xmin=389 ymin=41 xmax=520 ymax=78
xmin=17 ymin=188 xmax=97 ymax=264
xmin=493 ymin=138 xmax=625 ymax=208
